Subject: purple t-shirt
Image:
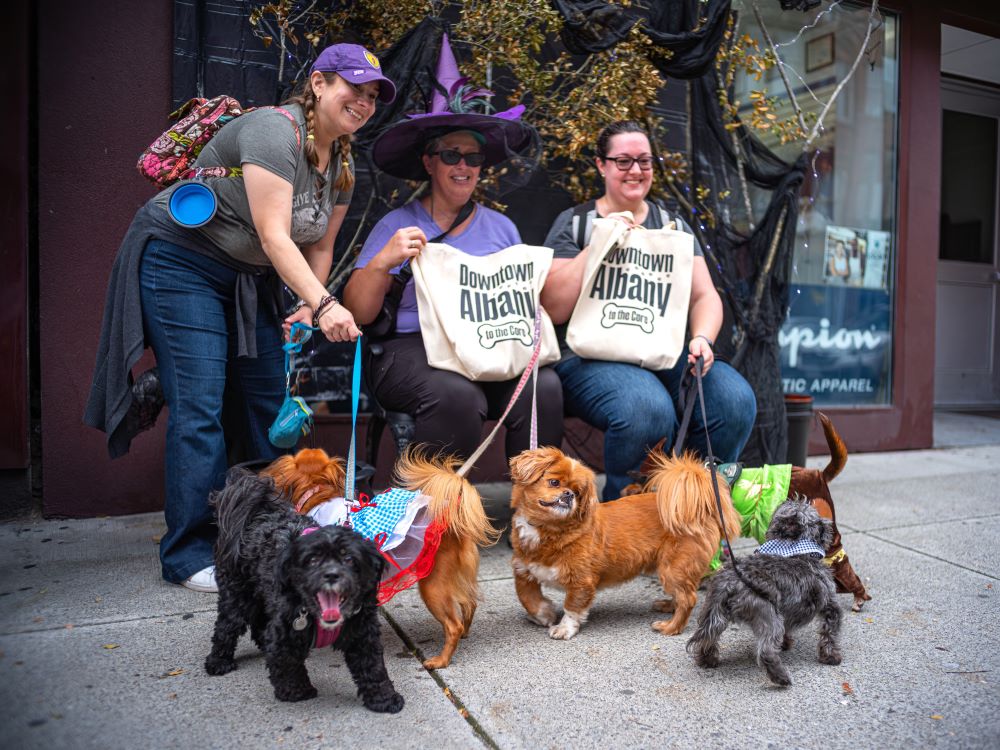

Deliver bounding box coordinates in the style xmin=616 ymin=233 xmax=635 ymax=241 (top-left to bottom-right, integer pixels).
xmin=355 ymin=201 xmax=522 ymax=333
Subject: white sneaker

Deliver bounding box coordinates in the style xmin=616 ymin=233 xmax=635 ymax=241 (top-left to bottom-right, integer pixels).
xmin=181 ymin=565 xmax=218 ymax=593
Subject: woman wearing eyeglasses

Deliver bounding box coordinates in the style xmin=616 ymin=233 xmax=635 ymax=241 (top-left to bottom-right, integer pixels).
xmin=541 ymin=120 xmax=756 ymax=502
xmin=343 ymin=39 xmax=564 ymax=461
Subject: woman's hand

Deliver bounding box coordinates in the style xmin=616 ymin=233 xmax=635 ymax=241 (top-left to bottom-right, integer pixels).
xmin=688 ymin=334 xmax=715 ymax=375
xmin=282 ymin=305 xmax=314 ymax=342
xmin=316 ymin=301 xmax=362 ymax=343
xmin=373 ymin=226 xmax=427 ymax=271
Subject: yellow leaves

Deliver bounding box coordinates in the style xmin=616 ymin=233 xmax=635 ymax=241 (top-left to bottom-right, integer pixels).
xmin=102 ymin=644 xmax=119 ymax=650
xmin=164 ymin=668 xmax=185 ymax=677
xmin=930 ymin=714 xmax=944 ymax=720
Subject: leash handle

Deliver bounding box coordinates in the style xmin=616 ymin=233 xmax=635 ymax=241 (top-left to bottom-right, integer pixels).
xmin=457 ymin=302 xmax=544 ymax=478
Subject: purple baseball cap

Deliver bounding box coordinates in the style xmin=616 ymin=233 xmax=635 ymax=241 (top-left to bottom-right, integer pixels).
xmin=310 ymin=43 xmax=397 ymax=103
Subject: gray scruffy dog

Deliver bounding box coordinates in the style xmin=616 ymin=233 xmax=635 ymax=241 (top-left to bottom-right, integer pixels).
xmin=204 ymin=468 xmax=404 ymax=712
xmin=686 ymin=497 xmax=843 ymax=686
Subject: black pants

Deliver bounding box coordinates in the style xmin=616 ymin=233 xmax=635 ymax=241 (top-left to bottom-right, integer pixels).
xmin=366 ymin=334 xmax=564 ymax=460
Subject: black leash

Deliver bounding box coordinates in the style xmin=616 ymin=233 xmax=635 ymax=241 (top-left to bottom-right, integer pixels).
xmin=685 ymin=356 xmax=778 ymax=605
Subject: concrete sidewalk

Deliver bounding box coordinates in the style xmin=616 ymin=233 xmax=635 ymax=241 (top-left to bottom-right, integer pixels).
xmin=2 ymin=414 xmax=999 ymax=749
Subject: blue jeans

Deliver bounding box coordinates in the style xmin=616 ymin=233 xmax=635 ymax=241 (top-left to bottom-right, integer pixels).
xmin=554 ymin=354 xmax=757 ymax=501
xmin=140 ymin=240 xmax=285 ymax=583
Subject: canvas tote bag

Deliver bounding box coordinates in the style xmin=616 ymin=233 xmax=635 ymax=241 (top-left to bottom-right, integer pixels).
xmin=411 ymin=242 xmax=560 ymax=381
xmin=566 ymin=215 xmax=694 ymax=370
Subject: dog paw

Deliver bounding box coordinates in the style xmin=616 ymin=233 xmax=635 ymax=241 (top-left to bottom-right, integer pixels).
xmin=527 ymin=601 xmax=558 ymax=627
xmin=274 ymin=683 xmax=318 ymax=702
xmin=204 ymin=655 xmax=237 ymax=676
xmin=651 ymin=598 xmax=676 ymax=613
xmin=422 ymin=654 xmax=449 ymax=670
xmin=819 ymin=648 xmax=842 ymax=666
xmin=693 ymin=649 xmax=720 ymax=669
xmin=548 ymin=617 xmax=580 ymax=640
xmin=781 ymin=635 xmax=795 ymax=651
xmin=364 ymin=691 xmax=405 ymax=714
xmin=767 ymin=671 xmax=792 ymax=687
xmin=651 ymin=618 xmax=684 ymax=636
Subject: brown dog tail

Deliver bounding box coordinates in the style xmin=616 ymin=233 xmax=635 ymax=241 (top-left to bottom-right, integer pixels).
xmin=649 ymin=451 xmax=742 ymax=539
xmin=817 ymin=412 xmax=848 ymax=483
xmin=393 ymin=447 xmax=500 ymax=547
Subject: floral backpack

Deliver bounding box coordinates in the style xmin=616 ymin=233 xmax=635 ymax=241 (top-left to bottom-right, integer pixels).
xmin=136 ymin=94 xmax=299 ymax=188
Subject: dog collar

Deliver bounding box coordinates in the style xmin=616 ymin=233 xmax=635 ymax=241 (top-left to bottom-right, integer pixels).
xmin=755 ymin=538 xmax=826 ymax=559
xmin=295 ymin=487 xmax=323 ymax=513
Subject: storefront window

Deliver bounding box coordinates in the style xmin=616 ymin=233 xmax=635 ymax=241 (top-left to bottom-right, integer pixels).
xmin=735 ymin=2 xmax=899 ymax=406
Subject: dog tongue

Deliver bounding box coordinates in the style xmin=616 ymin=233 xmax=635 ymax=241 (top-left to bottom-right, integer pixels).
xmin=317 ymin=591 xmax=341 ymax=622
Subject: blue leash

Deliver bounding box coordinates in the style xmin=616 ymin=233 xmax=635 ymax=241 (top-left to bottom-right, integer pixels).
xmin=345 ymin=335 xmax=362 ymax=504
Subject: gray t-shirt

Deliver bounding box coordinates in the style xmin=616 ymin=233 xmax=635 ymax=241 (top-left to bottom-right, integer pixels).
xmin=152 ymin=103 xmax=353 ymax=267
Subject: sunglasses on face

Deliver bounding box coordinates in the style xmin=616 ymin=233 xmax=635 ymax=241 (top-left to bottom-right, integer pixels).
xmin=604 ymin=155 xmax=655 ymax=171
xmin=430 ymin=149 xmax=486 ymax=167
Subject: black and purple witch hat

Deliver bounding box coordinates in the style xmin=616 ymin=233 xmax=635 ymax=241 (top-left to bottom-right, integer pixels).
xmin=372 ymin=33 xmax=535 ymax=181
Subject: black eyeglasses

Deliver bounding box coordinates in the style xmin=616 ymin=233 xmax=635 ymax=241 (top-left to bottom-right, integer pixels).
xmin=430 ymin=149 xmax=486 ymax=167
xmin=603 ymin=155 xmax=655 ymax=171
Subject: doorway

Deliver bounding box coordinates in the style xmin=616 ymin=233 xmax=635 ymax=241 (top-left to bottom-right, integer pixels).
xmin=936 ymin=66 xmax=1000 ymax=407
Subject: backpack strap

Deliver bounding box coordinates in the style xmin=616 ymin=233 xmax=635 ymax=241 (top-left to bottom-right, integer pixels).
xmin=269 ymin=106 xmax=302 ymax=149
xmin=571 ymin=199 xmax=597 ymax=249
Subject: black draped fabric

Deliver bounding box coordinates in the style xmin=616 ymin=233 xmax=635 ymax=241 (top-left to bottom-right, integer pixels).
xmin=551 ymin=0 xmax=637 ymax=54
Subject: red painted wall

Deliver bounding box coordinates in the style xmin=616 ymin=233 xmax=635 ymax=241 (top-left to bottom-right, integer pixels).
xmin=38 ymin=0 xmax=173 ymax=516
xmin=0 ymin=2 xmax=30 ymax=469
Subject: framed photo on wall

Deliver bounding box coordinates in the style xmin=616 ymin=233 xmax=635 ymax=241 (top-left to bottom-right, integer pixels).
xmin=806 ymin=32 xmax=835 ymax=72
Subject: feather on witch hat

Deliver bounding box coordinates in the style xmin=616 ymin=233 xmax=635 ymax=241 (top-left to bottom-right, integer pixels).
xmin=372 ymin=32 xmax=537 ymax=181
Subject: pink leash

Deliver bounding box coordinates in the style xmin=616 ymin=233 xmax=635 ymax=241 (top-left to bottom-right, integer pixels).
xmin=457 ymin=303 xmax=544 ymax=478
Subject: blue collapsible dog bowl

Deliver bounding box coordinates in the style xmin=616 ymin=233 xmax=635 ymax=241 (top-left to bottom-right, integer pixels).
xmin=168 ymin=182 xmax=218 ymax=228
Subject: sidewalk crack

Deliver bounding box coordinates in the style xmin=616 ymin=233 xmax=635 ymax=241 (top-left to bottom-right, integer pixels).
xmin=380 ymin=609 xmax=500 ymax=750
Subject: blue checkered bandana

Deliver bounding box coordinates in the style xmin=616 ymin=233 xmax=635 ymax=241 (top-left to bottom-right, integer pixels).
xmin=349 ymin=488 xmax=419 ymax=543
xmin=755 ymin=538 xmax=826 ymax=559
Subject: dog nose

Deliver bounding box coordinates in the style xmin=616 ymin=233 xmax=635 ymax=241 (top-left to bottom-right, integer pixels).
xmin=560 ymin=490 xmax=574 ymax=503
xmin=323 ymin=570 xmax=340 ymax=584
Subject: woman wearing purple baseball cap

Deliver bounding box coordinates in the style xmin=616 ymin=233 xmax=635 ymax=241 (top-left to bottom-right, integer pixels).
xmin=342 ymin=34 xmax=563 ymax=464
xmin=85 ymin=43 xmax=395 ymax=594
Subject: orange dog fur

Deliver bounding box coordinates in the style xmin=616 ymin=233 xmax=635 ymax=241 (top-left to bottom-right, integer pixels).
xmin=261 ymin=448 xmax=346 ymax=513
xmin=508 ymin=447 xmax=741 ymax=640
xmin=264 ymin=447 xmax=498 ymax=670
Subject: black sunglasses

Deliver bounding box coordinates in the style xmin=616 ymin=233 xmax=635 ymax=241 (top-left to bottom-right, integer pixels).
xmin=430 ymin=149 xmax=486 ymax=167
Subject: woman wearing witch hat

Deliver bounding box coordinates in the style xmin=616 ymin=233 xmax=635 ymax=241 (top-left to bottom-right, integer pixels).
xmin=343 ymin=34 xmax=564 ymax=461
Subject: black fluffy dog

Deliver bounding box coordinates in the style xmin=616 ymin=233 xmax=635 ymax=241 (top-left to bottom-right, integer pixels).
xmin=686 ymin=498 xmax=843 ymax=686
xmin=204 ymin=469 xmax=404 ymax=713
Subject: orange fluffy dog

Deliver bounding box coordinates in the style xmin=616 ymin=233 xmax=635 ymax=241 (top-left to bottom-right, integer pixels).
xmin=264 ymin=447 xmax=498 ymax=670
xmin=509 ymin=447 xmax=741 ymax=640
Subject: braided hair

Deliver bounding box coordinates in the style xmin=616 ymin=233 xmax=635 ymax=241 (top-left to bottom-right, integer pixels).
xmin=284 ymin=73 xmax=356 ymax=193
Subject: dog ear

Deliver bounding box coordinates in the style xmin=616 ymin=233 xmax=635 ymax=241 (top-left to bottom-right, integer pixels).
xmin=274 ymin=533 xmax=300 ymax=595
xmin=354 ymin=538 xmax=385 ymax=597
xmin=509 ymin=447 xmax=560 ymax=485
xmin=815 ymin=515 xmax=835 ymax=549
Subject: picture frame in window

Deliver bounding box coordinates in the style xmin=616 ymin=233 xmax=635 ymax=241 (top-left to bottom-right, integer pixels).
xmin=806 ymin=32 xmax=835 ymax=73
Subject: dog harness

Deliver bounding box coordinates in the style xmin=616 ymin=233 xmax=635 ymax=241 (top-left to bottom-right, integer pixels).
xmin=754 ymin=538 xmax=826 ymax=559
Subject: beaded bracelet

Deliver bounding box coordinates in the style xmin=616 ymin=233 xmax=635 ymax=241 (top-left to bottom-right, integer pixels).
xmin=312 ymin=294 xmax=339 ymax=326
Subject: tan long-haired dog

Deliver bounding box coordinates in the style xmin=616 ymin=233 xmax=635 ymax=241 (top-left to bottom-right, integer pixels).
xmin=393 ymin=450 xmax=499 ymax=669
xmin=265 ymin=446 xmax=499 ymax=670
xmin=509 ymin=447 xmax=741 ymax=640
